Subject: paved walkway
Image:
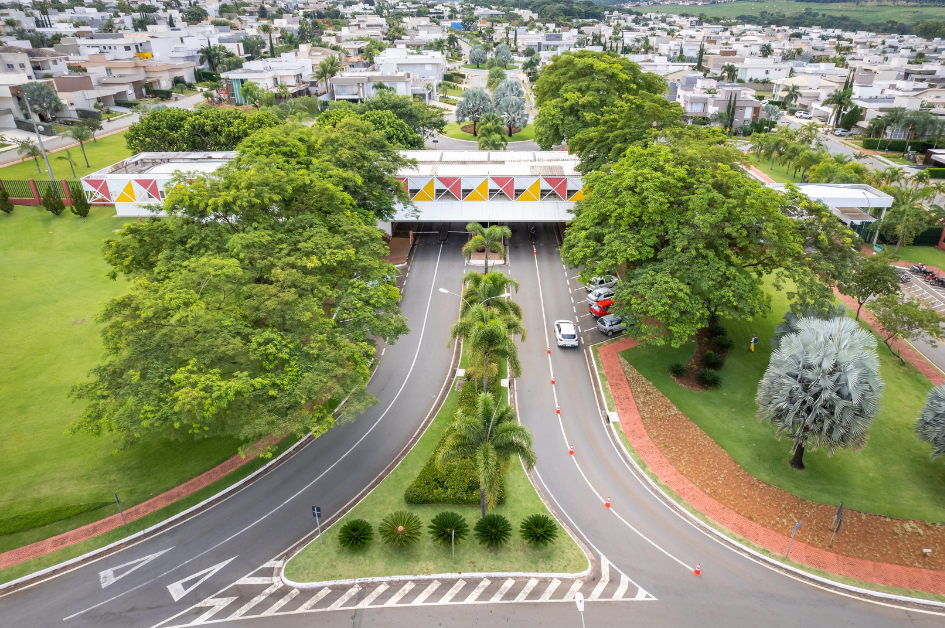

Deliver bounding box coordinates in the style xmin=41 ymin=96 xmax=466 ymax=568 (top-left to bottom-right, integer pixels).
xmin=598 ymin=338 xmax=945 ymax=594
xmin=0 ymin=434 xmax=283 ymax=571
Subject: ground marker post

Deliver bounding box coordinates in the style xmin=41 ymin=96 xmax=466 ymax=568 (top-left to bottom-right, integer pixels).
xmin=574 ymin=591 xmax=586 ymax=628
xmin=313 ymin=506 xmax=323 ymax=543
xmin=786 ymin=520 xmax=802 ymax=558
xmin=113 ymin=493 xmax=127 ymax=530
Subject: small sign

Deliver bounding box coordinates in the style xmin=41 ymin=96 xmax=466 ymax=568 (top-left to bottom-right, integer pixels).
xmin=312 ymin=506 xmax=321 ymax=518
xmin=574 ymin=591 xmax=585 ymax=612
xmin=873 ymin=244 xmax=884 ymax=253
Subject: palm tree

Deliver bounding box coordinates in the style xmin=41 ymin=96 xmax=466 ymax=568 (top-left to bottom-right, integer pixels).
xmin=16 ymin=139 xmax=42 ymax=173
xmin=917 ymin=383 xmax=945 ymax=462
xmin=437 ymin=392 xmax=536 ymax=518
xmin=885 ymin=184 xmax=935 ymax=252
xmin=450 ymin=303 xmax=526 ymax=395
xmin=258 ymin=23 xmax=275 ymax=56
xmin=66 ymin=124 xmax=93 ymax=167
xmin=477 ymin=113 xmax=507 ymax=150
xmin=446 ymin=33 xmax=459 ymax=51
xmin=720 ymin=63 xmax=737 ymax=82
xmin=757 ymin=316 xmax=884 ymax=470
xmin=316 ymin=56 xmax=340 ymax=94
xmin=823 ymin=88 xmax=852 ymax=127
xmin=56 ymin=149 xmax=77 ymax=178
xmin=782 ymin=83 xmax=801 ymax=109
xmin=197 ymin=39 xmax=225 ymax=73
xmin=798 ymin=121 xmax=820 ymax=145
xmin=460 ymin=270 xmax=522 ymax=319
xmin=749 ymin=133 xmax=766 ymax=162
xmin=486 ymin=66 xmax=506 ymax=92
xmin=878 ymin=106 xmax=908 ymax=151
xmin=462 ymin=221 xmax=511 ymax=274
xmin=902 ymin=110 xmax=935 ymax=157
xmin=275 ymin=81 xmax=291 ymax=102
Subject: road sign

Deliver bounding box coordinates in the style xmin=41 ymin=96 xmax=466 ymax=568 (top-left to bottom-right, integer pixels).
xmin=575 ymin=591 xmax=584 ymax=611
xmin=313 ymin=506 xmax=323 ymax=543
xmin=312 ymin=506 xmax=321 ymax=518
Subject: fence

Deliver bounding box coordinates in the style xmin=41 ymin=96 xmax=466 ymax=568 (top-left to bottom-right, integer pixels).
xmin=0 ymin=178 xmax=77 ymax=206
xmin=851 ymin=223 xmax=944 ymax=248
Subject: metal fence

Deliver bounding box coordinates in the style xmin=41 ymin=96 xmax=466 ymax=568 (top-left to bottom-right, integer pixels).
xmin=35 ymin=180 xmax=67 ymax=199
xmin=851 ymin=222 xmax=943 ymax=248
xmin=0 ymin=178 xmax=76 ymax=203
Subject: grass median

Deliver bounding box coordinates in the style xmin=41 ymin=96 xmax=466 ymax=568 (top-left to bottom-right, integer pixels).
xmin=441 ymin=122 xmax=536 ymax=143
xmin=0 ymin=131 xmax=131 ymax=180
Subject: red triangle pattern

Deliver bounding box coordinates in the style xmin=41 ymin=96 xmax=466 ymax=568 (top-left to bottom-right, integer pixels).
xmin=544 ymin=177 xmax=568 ymax=199
xmin=87 ymin=178 xmax=110 ymax=200
xmin=135 ymin=179 xmax=160 ymax=200
xmin=491 ymin=177 xmax=514 ymax=198
xmin=437 ymin=177 xmax=461 ymax=199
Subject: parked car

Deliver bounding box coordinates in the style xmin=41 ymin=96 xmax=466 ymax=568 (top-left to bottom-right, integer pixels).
xmin=555 ymin=320 xmax=579 ymax=348
xmin=596 ymin=315 xmax=627 ymax=336
xmin=589 ymin=298 xmax=613 ymax=318
xmin=586 ymin=287 xmax=615 ymax=305
xmin=584 ymin=275 xmax=618 ymax=292
xmin=833 ymin=128 xmax=851 ymax=137
xmin=794 ymin=110 xmax=812 ymax=119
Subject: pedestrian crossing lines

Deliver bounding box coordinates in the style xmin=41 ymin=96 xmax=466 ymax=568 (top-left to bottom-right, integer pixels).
xmin=161 ymin=554 xmax=654 ymax=626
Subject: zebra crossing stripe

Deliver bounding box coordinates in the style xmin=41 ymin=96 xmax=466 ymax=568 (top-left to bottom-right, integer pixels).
xmin=261 ymin=589 xmax=298 ymax=616
xmin=357 ymin=583 xmax=389 ymax=608
xmin=539 ymin=579 xmax=561 ymax=601
xmin=489 ymin=578 xmax=516 ymax=603
xmin=634 ymin=586 xmax=651 ymax=600
xmin=438 ymin=579 xmax=466 ymax=604
xmin=413 ymin=580 xmax=441 ymax=604
xmin=612 ymin=573 xmax=629 ymax=600
xmin=327 ymin=585 xmax=361 ymax=610
xmin=514 ymin=578 xmax=539 ymax=602
xmin=464 ymin=578 xmax=491 ymax=602
xmin=385 ymin=581 xmax=416 ymax=606
xmin=562 ymin=580 xmax=583 ymax=601
xmin=589 ymin=557 xmax=609 ymax=601
xmin=229 ymin=584 xmax=280 ymax=618
xmin=190 ymin=597 xmax=236 ymax=625
xmin=297 ymin=588 xmax=330 ymax=611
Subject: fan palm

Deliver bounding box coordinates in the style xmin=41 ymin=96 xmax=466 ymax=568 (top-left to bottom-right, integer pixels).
xmin=460 ymin=270 xmax=522 ymax=319
xmin=462 ymin=221 xmax=511 ymax=274
xmin=917 ymin=383 xmax=945 ymax=462
xmin=449 ymin=304 xmax=525 ymax=394
xmin=437 ymin=392 xmax=536 ymax=517
xmin=756 ymin=317 xmax=884 ymax=470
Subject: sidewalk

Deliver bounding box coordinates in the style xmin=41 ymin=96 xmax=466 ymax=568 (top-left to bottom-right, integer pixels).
xmin=599 ymin=338 xmax=945 ymax=594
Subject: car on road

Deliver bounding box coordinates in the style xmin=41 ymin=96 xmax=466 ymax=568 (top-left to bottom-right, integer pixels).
xmin=589 ymin=298 xmax=613 ymax=318
xmin=794 ymin=110 xmax=812 ymax=119
xmin=587 ymin=287 xmax=615 ymax=305
xmin=833 ymin=128 xmax=851 ymax=137
xmin=555 ymin=320 xmax=579 ymax=347
xmin=584 ymin=275 xmax=618 ymax=292
xmin=597 ymin=315 xmax=627 ymax=336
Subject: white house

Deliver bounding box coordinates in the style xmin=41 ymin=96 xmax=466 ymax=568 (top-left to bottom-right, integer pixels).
xmin=222 ymin=51 xmax=314 ymax=104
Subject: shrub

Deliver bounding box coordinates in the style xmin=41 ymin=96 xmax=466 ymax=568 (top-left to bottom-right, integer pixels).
xmin=701 ymin=351 xmax=724 ymax=370
xmin=41 ymin=185 xmax=65 ymax=216
xmin=928 ymin=168 xmax=945 ymax=179
xmin=519 ymin=514 xmax=558 ymax=547
xmin=151 ymin=88 xmax=173 ymax=99
xmin=696 ymin=368 xmax=722 ymax=388
xmin=713 ymin=335 xmax=734 ymax=351
xmin=668 ymin=361 xmax=687 ymax=377
xmin=707 ymin=323 xmax=727 ymax=339
xmin=69 ymin=183 xmax=90 ymax=217
xmin=337 ymin=518 xmax=373 ymax=550
xmin=474 ymin=513 xmax=512 ymax=548
xmin=76 ymin=107 xmax=102 ymax=120
xmin=862 ymin=138 xmax=930 ymax=153
xmin=379 ymin=511 xmax=422 ymax=547
xmin=428 ymin=511 xmax=469 ymax=546
xmin=0 ymin=187 xmax=13 ymax=214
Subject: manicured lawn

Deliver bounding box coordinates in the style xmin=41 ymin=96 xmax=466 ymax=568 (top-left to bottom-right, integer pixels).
xmin=442 ymin=122 xmax=536 ymax=143
xmin=0 ymin=207 xmax=245 ymax=554
xmin=893 ymin=245 xmax=945 ymax=269
xmin=284 ymin=377 xmax=586 ymax=583
xmin=746 ymin=155 xmax=796 ymax=184
xmin=0 ymin=131 xmax=131 ymax=181
xmin=620 ymin=280 xmax=945 ymax=523
xmin=644 ymin=0 xmax=945 ymax=24
xmin=445 ymin=85 xmax=464 ymax=97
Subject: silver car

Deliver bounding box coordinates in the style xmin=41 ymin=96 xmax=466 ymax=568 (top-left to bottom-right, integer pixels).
xmin=584 ymin=275 xmax=618 ymax=292
xmin=586 ymin=287 xmax=615 ymax=305
xmin=597 ymin=315 xmax=626 ymax=336
xmin=555 ymin=320 xmax=579 ymax=348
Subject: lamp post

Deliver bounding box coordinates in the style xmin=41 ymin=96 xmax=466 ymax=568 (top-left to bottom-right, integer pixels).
xmin=438 ymin=287 xmax=509 ymax=310
xmin=22 ymin=90 xmax=55 ymax=185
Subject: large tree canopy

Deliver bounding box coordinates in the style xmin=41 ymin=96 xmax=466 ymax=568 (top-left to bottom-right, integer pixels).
xmin=561 ymin=134 xmax=860 ymax=347
xmin=533 ymin=50 xmax=665 ymax=151
xmin=125 ymin=107 xmax=281 ymax=153
xmin=70 ymin=122 xmax=410 ymax=452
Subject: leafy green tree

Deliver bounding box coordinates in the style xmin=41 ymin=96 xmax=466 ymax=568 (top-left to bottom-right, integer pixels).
xmin=182 ymin=5 xmax=208 ymax=24
xmin=469 ymin=44 xmax=487 ymax=67
xmin=462 ymin=221 xmax=510 ymax=274
xmin=533 ymin=51 xmax=665 ymax=150
xmin=69 ymin=124 xmax=409 ymax=450
xmin=242 ymin=35 xmax=266 ymax=59
xmin=358 ymin=90 xmax=445 ymax=138
xmin=757 ymin=316 xmax=884 ymax=470
xmin=360 ymin=109 xmax=424 ymax=149
xmin=41 ymin=185 xmax=64 ymax=216
xmin=838 ymin=104 xmax=862 ymax=130
xmin=760 ymin=42 xmax=773 ymax=57
xmin=437 ymin=393 xmax=536 ymax=517
xmin=917 ymin=384 xmax=945 ymax=462
xmin=125 ymin=107 xmax=280 ymax=153
xmin=561 ymin=135 xmax=860 ymax=347
xmin=16 ymin=139 xmax=42 ymax=173
xmin=837 ymin=254 xmax=901 ymax=320
xmin=258 ymin=23 xmax=275 ymax=55
xmin=67 ymin=124 xmax=93 ymax=167
xmin=456 ymin=88 xmax=492 ymax=136
xmin=80 ymin=116 xmax=103 ymax=142
xmin=0 ymin=187 xmax=14 ymax=214
xmin=870 ymin=293 xmax=945 ymax=364
xmin=21 ymin=81 xmax=62 ymax=121
xmin=69 ymin=183 xmax=90 ymax=217
xmin=476 ymin=113 xmax=507 ymax=150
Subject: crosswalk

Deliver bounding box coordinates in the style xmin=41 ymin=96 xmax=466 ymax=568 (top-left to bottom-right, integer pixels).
xmin=162 ymin=554 xmax=654 ymax=626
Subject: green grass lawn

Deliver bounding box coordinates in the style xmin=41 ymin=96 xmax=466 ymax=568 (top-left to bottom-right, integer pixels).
xmin=0 ymin=131 xmax=131 ymax=181
xmin=445 ymin=86 xmax=464 ymax=97
xmin=645 ymin=1 xmax=945 ymax=24
xmin=620 ymin=280 xmax=945 ymax=523
xmin=892 ymin=245 xmax=945 ymax=269
xmin=746 ymin=155 xmax=796 ymax=184
xmin=442 ymin=122 xmax=536 ymax=143
xmin=284 ymin=377 xmax=586 ymax=583
xmin=0 ymin=206 xmax=246 ymax=554
xmin=461 ymin=63 xmax=518 ymax=70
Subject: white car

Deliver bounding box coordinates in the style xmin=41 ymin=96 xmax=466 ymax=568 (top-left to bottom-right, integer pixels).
xmin=555 ymin=320 xmax=579 ymax=348
xmin=586 ymin=287 xmax=615 ymax=305
xmin=794 ymin=110 xmax=812 ymax=119
xmin=833 ymin=128 xmax=851 ymax=137
xmin=584 ymin=275 xmax=618 ymax=292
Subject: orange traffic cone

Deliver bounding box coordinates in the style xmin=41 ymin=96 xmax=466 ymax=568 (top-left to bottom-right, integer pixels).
xmin=605 ymin=497 xmax=611 ymax=509
xmin=556 ymin=405 xmax=561 ymax=415
xmin=568 ymin=445 xmax=574 ymax=456
xmin=551 ymin=376 xmax=555 ymax=385
xmin=693 ymin=564 xmax=701 ymax=576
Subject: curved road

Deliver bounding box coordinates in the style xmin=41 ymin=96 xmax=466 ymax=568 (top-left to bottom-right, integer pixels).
xmin=0 ymin=225 xmax=941 ymax=627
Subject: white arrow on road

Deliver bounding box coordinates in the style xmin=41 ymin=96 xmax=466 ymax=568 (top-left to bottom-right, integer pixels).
xmin=99 ymin=548 xmax=173 ymax=589
xmin=166 ymin=557 xmax=237 ymax=602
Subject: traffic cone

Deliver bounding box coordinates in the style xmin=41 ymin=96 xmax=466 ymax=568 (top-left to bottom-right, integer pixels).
xmin=547 ymin=347 xmax=551 ymax=354
xmin=551 ymin=376 xmax=555 ymax=385
xmin=605 ymin=497 xmax=611 ymax=509
xmin=693 ymin=564 xmax=701 ymax=576
xmin=568 ymin=445 xmax=574 ymax=456
xmin=556 ymin=405 xmax=561 ymax=415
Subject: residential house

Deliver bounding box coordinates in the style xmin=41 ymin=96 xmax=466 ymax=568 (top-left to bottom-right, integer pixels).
xmin=222 ymin=51 xmax=314 ymax=105
xmin=0 ymin=46 xmax=70 ymax=80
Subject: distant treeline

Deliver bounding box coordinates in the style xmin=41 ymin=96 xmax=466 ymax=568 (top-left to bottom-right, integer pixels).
xmin=493 ymin=0 xmax=629 ymax=21
xmin=691 ymin=10 xmax=914 ymax=35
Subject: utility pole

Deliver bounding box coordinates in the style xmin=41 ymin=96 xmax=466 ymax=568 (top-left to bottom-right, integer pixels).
xmin=22 ymin=89 xmax=56 ymax=185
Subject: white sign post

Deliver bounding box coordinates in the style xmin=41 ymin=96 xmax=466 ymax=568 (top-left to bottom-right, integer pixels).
xmin=575 ymin=591 xmax=585 ymax=628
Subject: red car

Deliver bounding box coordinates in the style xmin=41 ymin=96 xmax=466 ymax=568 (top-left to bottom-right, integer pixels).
xmin=589 ymin=298 xmax=613 ymax=318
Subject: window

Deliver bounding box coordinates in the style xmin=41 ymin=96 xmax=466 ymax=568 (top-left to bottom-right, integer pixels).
xmin=18 ymin=63 xmax=24 ymax=68
xmin=124 ymin=46 xmax=131 ymax=51
xmin=5 ymin=64 xmax=11 ymax=69
xmin=106 ymin=68 xmax=112 ymax=76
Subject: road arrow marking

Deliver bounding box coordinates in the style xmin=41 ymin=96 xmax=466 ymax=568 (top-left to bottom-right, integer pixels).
xmin=99 ymin=548 xmax=173 ymax=589
xmin=166 ymin=557 xmax=237 ymax=602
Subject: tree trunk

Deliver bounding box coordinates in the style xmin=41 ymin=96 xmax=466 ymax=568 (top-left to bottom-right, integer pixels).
xmin=483 ymin=246 xmax=488 ymax=274
xmin=895 ymin=236 xmax=902 ymax=253
xmin=34 ymin=157 xmax=40 ymax=173
xmin=79 ymin=142 xmax=89 ymax=167
xmin=480 ymin=486 xmax=486 ymax=519
xmin=790 ymin=443 xmax=805 ymax=470
xmin=856 ymin=300 xmax=863 ymax=320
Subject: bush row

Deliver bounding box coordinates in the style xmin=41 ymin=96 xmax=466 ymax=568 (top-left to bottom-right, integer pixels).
xmin=862 ymin=138 xmax=932 ymax=152
xmin=928 ymin=168 xmax=945 ymax=179
xmin=337 ymin=511 xmax=558 ymax=550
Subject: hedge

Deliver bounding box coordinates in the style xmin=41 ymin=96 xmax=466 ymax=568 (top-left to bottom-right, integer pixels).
xmin=862 ymin=138 xmax=932 ymax=152
xmin=150 ymin=89 xmax=173 ymax=99
xmin=194 ymin=69 xmax=220 ymax=82
xmin=929 ymin=168 xmax=945 ymax=179
xmin=14 ymin=118 xmax=54 ymax=135
xmin=76 ymin=107 xmax=102 ymax=120
xmin=114 ymin=100 xmax=138 ymax=108
xmin=404 ymin=376 xmax=504 ymax=506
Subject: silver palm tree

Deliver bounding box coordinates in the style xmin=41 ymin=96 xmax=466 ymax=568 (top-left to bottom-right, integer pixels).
xmin=757 ymin=316 xmax=884 ymax=470
xmin=917 ymin=384 xmax=945 ymax=462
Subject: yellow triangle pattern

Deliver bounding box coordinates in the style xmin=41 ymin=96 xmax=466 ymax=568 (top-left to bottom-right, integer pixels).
xmin=465 ymin=179 xmax=489 ymax=201
xmin=569 ymin=188 xmax=586 ymax=201
xmin=517 ymin=179 xmax=540 ymax=201
xmin=115 ymin=181 xmax=136 ymax=203
xmin=413 ymin=178 xmax=434 ymax=201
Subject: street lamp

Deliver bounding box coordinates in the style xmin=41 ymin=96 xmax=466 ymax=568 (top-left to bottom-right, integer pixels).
xmin=438 ymin=287 xmax=509 ymax=309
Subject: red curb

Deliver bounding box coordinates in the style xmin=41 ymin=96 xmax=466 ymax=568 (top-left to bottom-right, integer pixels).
xmin=748 ymin=166 xmax=776 ymax=184
xmin=0 ymin=434 xmax=281 ymax=571
xmin=597 ymin=338 xmax=945 ymax=595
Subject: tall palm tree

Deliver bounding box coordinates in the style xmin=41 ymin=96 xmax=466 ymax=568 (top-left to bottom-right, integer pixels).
xmin=720 ymin=63 xmax=737 ymax=82
xmin=878 ymin=106 xmax=908 ymax=151
xmin=275 ymin=81 xmax=291 ymax=102
xmin=316 ymin=56 xmax=340 ymax=94
xmin=450 ymin=303 xmax=526 ymax=395
xmin=258 ymin=23 xmax=275 ymax=56
xmin=462 ymin=221 xmax=511 ymax=274
xmin=437 ymin=392 xmax=536 ymax=518
xmin=460 ymin=270 xmax=521 ymax=319
xmin=749 ymin=133 xmax=766 ymax=162
xmin=56 ymin=149 xmax=77 ymax=178
xmin=782 ymin=83 xmax=801 ymax=109
xmin=66 ymin=124 xmax=92 ymax=167
xmin=477 ymin=113 xmax=507 ymax=150
xmin=902 ymin=110 xmax=935 ymax=157
xmin=885 ymin=184 xmax=935 ymax=252
xmin=823 ymin=88 xmax=852 ymax=127
xmin=197 ymin=39 xmax=225 ymax=73
xmin=16 ymin=139 xmax=42 ymax=173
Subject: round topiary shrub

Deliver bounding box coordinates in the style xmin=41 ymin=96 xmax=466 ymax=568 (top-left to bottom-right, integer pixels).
xmin=714 ymin=335 xmax=734 ymax=351
xmin=473 ymin=513 xmax=513 ymax=548
xmin=379 ymin=511 xmax=423 ymax=547
xmin=668 ymin=361 xmax=687 ymax=377
xmin=519 ymin=514 xmax=559 ymax=547
xmin=428 ymin=511 xmax=469 ymax=546
xmin=701 ymin=350 xmax=724 ymax=370
xmin=696 ymin=368 xmax=722 ymax=388
xmin=337 ymin=518 xmax=373 ymax=550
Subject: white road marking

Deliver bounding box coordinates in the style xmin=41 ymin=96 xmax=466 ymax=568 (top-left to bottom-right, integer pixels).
xmin=562 ymin=580 xmax=583 ymax=601
xmin=259 ymin=560 xmax=284 ymax=569
xmin=489 ymin=578 xmax=516 ymax=602
xmin=514 ymin=578 xmax=539 ymax=602
xmin=327 ymin=585 xmax=361 ymax=610
xmin=229 ymin=584 xmax=280 ymax=618
xmin=261 ymin=588 xmax=298 ymax=616
xmin=438 ymin=579 xmax=466 ymax=604
xmin=297 ymin=588 xmax=331 ymax=611
xmin=189 ymin=597 xmax=236 ymax=624
xmin=464 ymin=578 xmax=490 ymax=602
xmin=99 ymin=548 xmax=173 ymax=589
xmin=413 ymin=580 xmax=441 ymax=604
xmin=634 ymin=585 xmax=651 ymax=600
xmin=384 ymin=581 xmax=415 ymax=606
xmin=539 ymin=579 xmax=561 ymax=601
xmin=167 ymin=557 xmax=238 ymax=602
xmin=589 ymin=556 xmax=610 ymax=600
xmin=613 ymin=573 xmax=630 ymax=600
xmin=357 ymin=583 xmax=389 ymax=608
xmin=234 ymin=577 xmax=272 ymax=585
xmin=381 ymin=347 xmax=386 ymax=356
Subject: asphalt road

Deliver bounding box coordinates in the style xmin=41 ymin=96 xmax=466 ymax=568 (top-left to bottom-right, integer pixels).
xmin=2 ymin=224 xmax=942 ymax=627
